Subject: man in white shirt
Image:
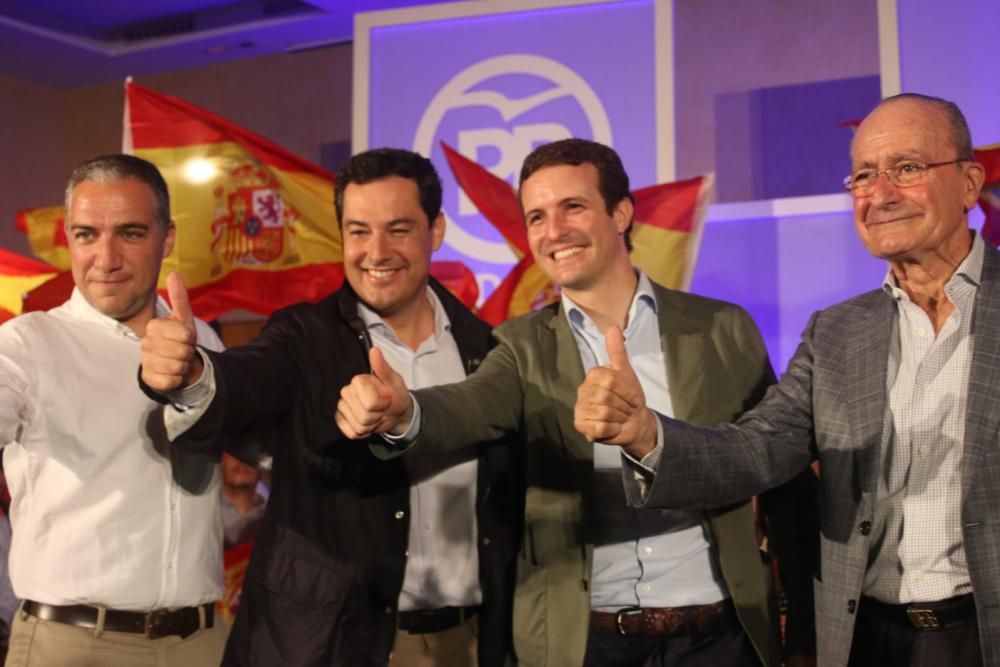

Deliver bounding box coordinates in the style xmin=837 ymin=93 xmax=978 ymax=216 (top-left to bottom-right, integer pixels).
xmin=1 ymin=154 xmax=226 ymax=667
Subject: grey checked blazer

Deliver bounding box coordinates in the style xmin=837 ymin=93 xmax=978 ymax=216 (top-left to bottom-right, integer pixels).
xmin=635 ymin=242 xmax=1000 ymax=666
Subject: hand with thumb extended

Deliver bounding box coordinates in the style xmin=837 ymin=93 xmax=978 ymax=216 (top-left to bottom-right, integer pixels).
xmin=336 ymin=347 xmax=414 ymax=439
xmin=167 ymin=270 xmax=195 ymax=328
xmin=140 ymin=272 xmax=203 ymax=392
xmin=574 ymin=326 xmax=657 ymax=458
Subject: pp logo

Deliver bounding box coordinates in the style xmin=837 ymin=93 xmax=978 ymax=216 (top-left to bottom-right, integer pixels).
xmin=414 ymin=54 xmax=612 ymax=264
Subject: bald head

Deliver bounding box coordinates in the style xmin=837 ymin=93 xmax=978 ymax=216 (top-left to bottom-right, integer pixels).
xmin=852 ymin=94 xmax=974 ymax=166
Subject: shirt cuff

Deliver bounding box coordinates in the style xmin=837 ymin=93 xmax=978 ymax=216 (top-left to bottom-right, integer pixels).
xmin=164 ymin=349 xmax=217 ymax=441
xmin=620 ymin=418 xmax=663 ymax=503
xmin=381 ymin=393 xmax=420 ymax=447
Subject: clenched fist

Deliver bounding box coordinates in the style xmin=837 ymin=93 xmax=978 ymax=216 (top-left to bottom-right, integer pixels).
xmin=140 ymin=272 xmax=203 ymax=393
xmin=574 ymin=326 xmax=657 ymax=459
xmin=336 ymin=347 xmax=414 ymax=439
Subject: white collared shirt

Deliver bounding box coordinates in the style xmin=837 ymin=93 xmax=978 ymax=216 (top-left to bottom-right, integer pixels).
xmin=0 ymin=288 xmax=225 ymax=610
xmin=358 ymin=288 xmax=481 ymax=612
xmin=864 ymin=233 xmax=984 ymax=603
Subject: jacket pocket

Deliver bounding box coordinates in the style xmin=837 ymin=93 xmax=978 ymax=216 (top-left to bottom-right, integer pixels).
xmin=512 ymin=558 xmax=548 ymax=667
xmin=234 ymin=526 xmax=360 ymax=666
xmin=254 ymin=526 xmax=355 ymax=607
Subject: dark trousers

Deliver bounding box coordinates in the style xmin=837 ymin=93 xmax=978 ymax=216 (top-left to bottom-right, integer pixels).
xmin=582 ymin=617 xmax=759 ymax=667
xmin=848 ymin=597 xmax=983 ymax=667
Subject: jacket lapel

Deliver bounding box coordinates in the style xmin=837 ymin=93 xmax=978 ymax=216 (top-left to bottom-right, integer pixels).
xmin=846 ymin=291 xmax=895 ymax=492
xmin=963 ymin=246 xmax=1000 ymax=491
xmin=651 ymin=284 xmax=710 ymax=423
xmin=545 ymin=305 xmax=592 ymax=463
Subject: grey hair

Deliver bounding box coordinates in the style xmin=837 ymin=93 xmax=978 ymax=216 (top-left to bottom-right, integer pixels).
xmin=65 ymin=154 xmax=171 ymax=230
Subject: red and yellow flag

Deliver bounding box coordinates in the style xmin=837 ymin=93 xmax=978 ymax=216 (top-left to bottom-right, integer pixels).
xmin=126 ymin=80 xmax=342 ymax=320
xmin=217 ymin=541 xmax=254 ymax=626
xmin=124 ymin=81 xmax=476 ymax=320
xmin=16 ymin=206 xmax=68 ymax=270
xmin=0 ymin=249 xmax=60 ymax=323
xmin=976 ymin=144 xmax=1000 ymax=246
xmin=12 ymin=85 xmax=477 ymax=319
xmin=441 ymin=142 xmax=711 ymax=325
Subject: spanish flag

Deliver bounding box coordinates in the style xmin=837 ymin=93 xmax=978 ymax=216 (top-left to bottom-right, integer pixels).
xmin=441 ymin=142 xmax=711 ymax=325
xmin=125 ymin=80 xmax=344 ymax=320
xmin=124 ymin=81 xmax=477 ymax=320
xmin=976 ymin=144 xmax=1000 ymax=246
xmin=0 ymin=249 xmax=60 ymax=323
xmin=14 ymin=85 xmax=477 ymax=319
xmin=15 ymin=206 xmax=68 ymax=270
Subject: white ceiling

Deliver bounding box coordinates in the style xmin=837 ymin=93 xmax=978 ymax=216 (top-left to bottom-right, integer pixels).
xmin=0 ymin=0 xmax=466 ymax=87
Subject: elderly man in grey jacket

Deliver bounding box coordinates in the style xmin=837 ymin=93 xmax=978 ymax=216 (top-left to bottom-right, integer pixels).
xmin=576 ymin=93 xmax=996 ymax=667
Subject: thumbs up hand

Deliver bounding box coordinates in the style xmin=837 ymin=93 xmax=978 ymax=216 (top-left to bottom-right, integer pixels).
xmin=336 ymin=347 xmax=414 ymax=439
xmin=140 ymin=272 xmax=204 ymax=392
xmin=574 ymin=326 xmax=658 ymax=458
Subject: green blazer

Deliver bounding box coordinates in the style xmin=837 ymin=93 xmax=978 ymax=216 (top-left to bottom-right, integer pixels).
xmin=376 ymin=282 xmax=796 ymax=666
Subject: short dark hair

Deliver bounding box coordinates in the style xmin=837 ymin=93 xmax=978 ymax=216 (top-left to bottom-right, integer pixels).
xmin=518 ymin=138 xmax=634 ymax=251
xmin=878 ymin=93 xmax=975 ymax=161
xmin=334 ymin=148 xmax=443 ymax=226
xmin=65 ymin=154 xmax=171 ymax=230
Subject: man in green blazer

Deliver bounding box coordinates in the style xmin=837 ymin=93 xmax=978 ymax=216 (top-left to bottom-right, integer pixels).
xmin=337 ymin=139 xmax=817 ymax=667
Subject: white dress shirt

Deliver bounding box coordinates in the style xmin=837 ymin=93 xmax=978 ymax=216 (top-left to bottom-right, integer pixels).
xmin=564 ymin=273 xmax=728 ymax=611
xmin=0 ymin=288 xmax=225 ymax=610
xmin=358 ymin=289 xmax=481 ymax=612
xmin=864 ymin=233 xmax=983 ymax=603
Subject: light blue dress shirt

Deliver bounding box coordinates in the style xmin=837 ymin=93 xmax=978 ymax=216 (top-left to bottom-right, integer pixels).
xmin=563 ymin=272 xmax=729 ymax=611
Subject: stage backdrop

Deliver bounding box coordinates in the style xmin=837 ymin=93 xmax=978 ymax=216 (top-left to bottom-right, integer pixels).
xmin=354 ymin=0 xmax=673 ymax=302
xmin=353 ymin=0 xmax=990 ymax=374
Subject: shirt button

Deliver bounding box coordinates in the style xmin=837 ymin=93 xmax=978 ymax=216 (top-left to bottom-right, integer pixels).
xmin=642 ymin=585 xmax=651 ymax=592
xmin=859 ymin=521 xmax=871 ymax=536
xmin=394 ymin=511 xmax=405 ymax=519
xmin=423 ymin=522 xmax=431 ymax=530
xmin=385 ymin=607 xmax=393 ymax=614
xmin=919 ymin=446 xmax=929 ymax=456
xmin=482 ymin=537 xmax=491 ymax=546
xmin=847 ymin=599 xmax=856 ymax=614
xmin=643 ymin=547 xmax=653 ymax=555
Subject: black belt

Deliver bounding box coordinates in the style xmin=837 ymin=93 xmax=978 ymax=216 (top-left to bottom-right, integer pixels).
xmin=397 ymin=605 xmax=479 ymax=634
xmin=22 ymin=600 xmax=214 ymax=640
xmin=860 ymin=594 xmax=976 ymax=630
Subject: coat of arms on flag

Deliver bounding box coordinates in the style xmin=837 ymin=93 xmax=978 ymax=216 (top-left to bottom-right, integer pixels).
xmin=212 ymin=164 xmax=296 ymax=267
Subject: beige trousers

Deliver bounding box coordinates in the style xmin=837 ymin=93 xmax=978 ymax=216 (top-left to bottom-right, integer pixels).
xmin=388 ymin=614 xmax=479 ymax=667
xmin=4 ymin=606 xmax=228 ymax=667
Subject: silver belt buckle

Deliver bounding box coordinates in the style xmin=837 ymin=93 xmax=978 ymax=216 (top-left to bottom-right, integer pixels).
xmin=906 ymin=607 xmax=940 ymax=629
xmin=614 ymin=607 xmax=643 ymax=637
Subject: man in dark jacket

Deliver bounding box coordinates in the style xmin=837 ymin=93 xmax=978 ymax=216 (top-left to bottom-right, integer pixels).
xmin=140 ymin=148 xmax=521 ymax=666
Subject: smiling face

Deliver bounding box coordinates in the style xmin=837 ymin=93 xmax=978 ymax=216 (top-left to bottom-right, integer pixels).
xmin=341 ymin=175 xmax=444 ymax=323
xmin=850 ymin=98 xmax=983 ymax=263
xmin=520 ymin=162 xmax=632 ymax=294
xmin=67 ymin=177 xmax=174 ymax=334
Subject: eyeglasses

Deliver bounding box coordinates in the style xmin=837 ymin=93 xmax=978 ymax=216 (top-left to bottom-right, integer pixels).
xmin=843 ymin=159 xmax=966 ymax=197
